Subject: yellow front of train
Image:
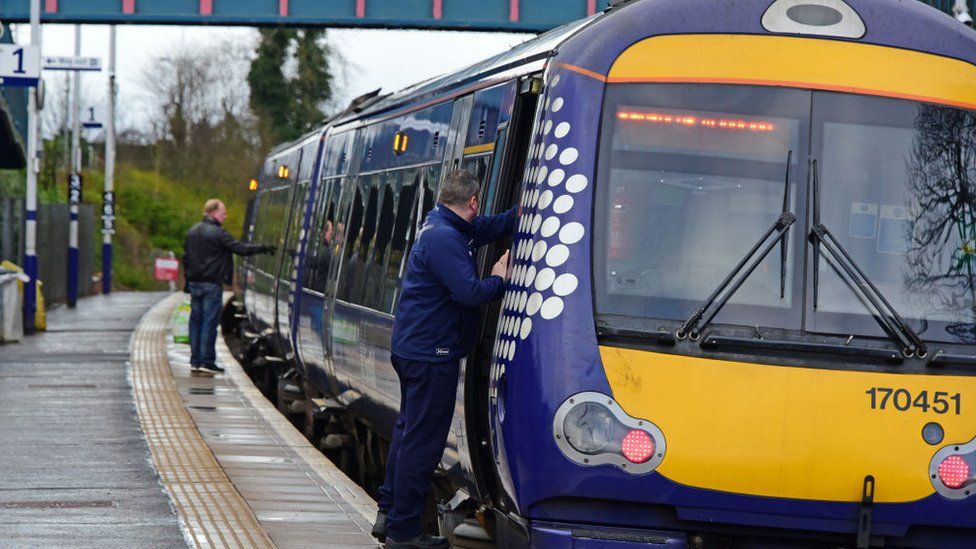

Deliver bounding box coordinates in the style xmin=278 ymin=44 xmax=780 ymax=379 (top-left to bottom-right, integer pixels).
xmin=516 ymin=0 xmax=976 ymax=545
xmin=596 ymin=32 xmax=976 ymax=504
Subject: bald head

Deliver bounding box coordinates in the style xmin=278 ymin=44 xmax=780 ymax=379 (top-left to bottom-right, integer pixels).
xmin=204 ymin=199 xmax=227 ymax=224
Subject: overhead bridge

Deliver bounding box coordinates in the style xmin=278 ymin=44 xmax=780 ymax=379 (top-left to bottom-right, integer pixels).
xmin=0 ymin=0 xmax=611 ymax=32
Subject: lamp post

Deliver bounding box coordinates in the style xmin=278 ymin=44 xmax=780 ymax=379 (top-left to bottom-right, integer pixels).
xmin=102 ymin=26 xmax=116 ymax=294
xmin=23 ymin=0 xmax=41 ymax=333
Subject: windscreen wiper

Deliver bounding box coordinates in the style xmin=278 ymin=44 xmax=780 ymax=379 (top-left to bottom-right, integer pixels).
xmin=677 ymin=155 xmax=796 ymax=340
xmin=808 ymin=160 xmax=927 ymax=358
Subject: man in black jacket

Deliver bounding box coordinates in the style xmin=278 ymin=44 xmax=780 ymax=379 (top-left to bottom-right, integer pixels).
xmin=183 ymin=199 xmax=274 ymax=374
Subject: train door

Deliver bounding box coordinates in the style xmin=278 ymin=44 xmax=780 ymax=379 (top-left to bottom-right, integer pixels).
xmin=297 ymin=173 xmax=344 ymax=394
xmin=466 ymin=77 xmax=541 ymax=507
xmin=273 ymin=146 xmax=310 ymax=359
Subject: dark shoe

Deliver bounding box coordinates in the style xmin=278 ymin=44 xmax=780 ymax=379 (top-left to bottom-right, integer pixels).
xmin=199 ymin=363 xmax=225 ymax=374
xmin=371 ymin=511 xmax=387 ymax=542
xmin=384 ymin=533 xmax=450 ymax=549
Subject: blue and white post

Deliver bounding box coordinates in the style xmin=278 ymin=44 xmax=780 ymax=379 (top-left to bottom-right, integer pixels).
xmin=23 ymin=0 xmax=41 ymax=333
xmin=67 ymin=24 xmax=81 ymax=308
xmin=102 ymin=26 xmax=116 ymax=294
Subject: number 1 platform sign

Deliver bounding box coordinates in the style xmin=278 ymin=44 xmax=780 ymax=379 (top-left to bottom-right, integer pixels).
xmin=0 ymin=44 xmax=41 ymax=87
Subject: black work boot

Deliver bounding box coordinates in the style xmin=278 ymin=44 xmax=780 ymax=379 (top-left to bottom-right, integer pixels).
xmin=371 ymin=511 xmax=387 ymax=542
xmin=384 ymin=533 xmax=450 ymax=549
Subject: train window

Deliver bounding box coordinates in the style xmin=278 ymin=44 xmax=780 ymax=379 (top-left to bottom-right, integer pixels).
xmin=810 ymin=92 xmax=976 ymax=343
xmin=594 ymin=84 xmax=809 ymax=330
xmin=384 ymin=171 xmax=421 ymax=312
xmin=298 ymin=142 xmax=317 ymax=182
xmin=423 ymin=164 xmax=442 ymax=221
xmin=340 ymin=178 xmax=379 ymax=305
xmin=304 ymin=177 xmax=342 ymax=294
xmin=460 ymin=154 xmax=493 ymax=190
xmin=337 ymin=183 xmax=366 ymax=302
xmin=365 ymin=176 xmax=397 ymax=311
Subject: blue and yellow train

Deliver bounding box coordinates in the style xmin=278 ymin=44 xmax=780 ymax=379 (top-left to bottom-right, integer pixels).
xmin=234 ymin=0 xmax=976 ymax=546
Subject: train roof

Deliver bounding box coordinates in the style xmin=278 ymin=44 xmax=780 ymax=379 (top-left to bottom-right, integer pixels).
xmin=557 ymin=0 xmax=976 ymax=77
xmin=330 ymin=0 xmax=976 ymax=128
xmin=261 ymin=0 xmax=976 ymax=168
xmin=329 ymin=13 xmax=600 ymax=126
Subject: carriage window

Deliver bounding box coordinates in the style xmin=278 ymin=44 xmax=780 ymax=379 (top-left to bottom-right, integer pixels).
xmin=385 ymin=171 xmax=421 ymax=312
xmin=422 ymin=164 xmax=441 ymax=223
xmin=304 ymin=177 xmax=341 ymax=294
xmin=461 ymin=154 xmax=493 ymax=188
xmin=337 ymin=183 xmax=366 ymax=302
xmin=251 ymin=194 xmax=273 ymax=274
xmin=341 ymin=179 xmax=379 ymax=305
xmin=365 ymin=176 xmax=398 ymax=311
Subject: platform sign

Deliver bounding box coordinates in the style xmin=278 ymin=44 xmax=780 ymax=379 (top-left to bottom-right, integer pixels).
xmin=83 ymin=105 xmax=104 ymax=129
xmin=154 ymin=258 xmax=180 ymax=282
xmin=42 ymin=55 xmax=102 ymax=72
xmin=0 ymin=44 xmax=41 ymax=87
xmin=102 ymin=191 xmax=115 ymax=235
xmin=68 ymin=173 xmax=83 ymax=205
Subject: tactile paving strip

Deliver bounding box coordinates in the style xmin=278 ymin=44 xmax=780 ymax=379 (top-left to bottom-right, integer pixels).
xmin=131 ymin=293 xmax=275 ymax=549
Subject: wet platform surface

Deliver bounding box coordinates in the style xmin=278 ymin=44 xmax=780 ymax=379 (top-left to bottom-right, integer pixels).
xmin=136 ymin=293 xmax=379 ymax=548
xmin=0 ymin=291 xmax=378 ymax=548
xmin=0 ymin=292 xmax=186 ymax=549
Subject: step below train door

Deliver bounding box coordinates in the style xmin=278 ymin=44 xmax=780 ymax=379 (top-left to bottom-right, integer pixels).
xmin=454 ymin=77 xmax=542 ymax=510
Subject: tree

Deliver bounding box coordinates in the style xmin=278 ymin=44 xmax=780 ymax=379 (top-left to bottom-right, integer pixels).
xmin=139 ymin=39 xmax=260 ymax=197
xmin=248 ymin=27 xmax=296 ymax=147
xmin=292 ymin=29 xmax=335 ymax=133
xmin=248 ymin=28 xmax=337 ymax=149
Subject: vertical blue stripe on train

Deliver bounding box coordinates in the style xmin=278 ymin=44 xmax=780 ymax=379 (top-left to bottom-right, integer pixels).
xmin=490 ymin=64 xmax=608 ymax=515
xmin=289 ymin=131 xmax=328 ymax=368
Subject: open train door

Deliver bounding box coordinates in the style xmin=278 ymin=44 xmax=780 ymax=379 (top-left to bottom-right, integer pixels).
xmin=452 ymin=75 xmax=542 ymax=533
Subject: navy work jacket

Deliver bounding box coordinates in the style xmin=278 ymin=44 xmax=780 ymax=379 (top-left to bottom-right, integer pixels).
xmin=391 ymin=204 xmax=516 ymax=363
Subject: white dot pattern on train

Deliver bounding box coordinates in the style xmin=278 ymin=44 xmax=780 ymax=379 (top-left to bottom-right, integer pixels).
xmin=490 ymin=70 xmax=590 ymax=376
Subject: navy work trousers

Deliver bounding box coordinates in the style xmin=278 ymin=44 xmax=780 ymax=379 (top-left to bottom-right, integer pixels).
xmin=378 ymin=355 xmax=460 ymax=541
xmin=187 ymin=281 xmax=223 ymax=366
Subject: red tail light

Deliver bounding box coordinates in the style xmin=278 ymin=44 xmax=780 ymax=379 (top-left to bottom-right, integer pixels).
xmin=554 ymin=392 xmax=667 ymax=474
xmin=621 ymin=429 xmax=655 ymax=464
xmin=938 ymin=455 xmax=971 ymax=489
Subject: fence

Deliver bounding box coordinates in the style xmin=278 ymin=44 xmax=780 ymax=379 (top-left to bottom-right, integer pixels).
xmin=0 ymin=197 xmax=96 ymax=306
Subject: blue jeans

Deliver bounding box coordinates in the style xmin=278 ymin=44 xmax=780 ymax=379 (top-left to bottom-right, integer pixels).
xmin=378 ymin=355 xmax=459 ymax=541
xmin=187 ymin=282 xmax=222 ymax=366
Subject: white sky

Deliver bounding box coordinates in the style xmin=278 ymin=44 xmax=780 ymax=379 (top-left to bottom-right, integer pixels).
xmin=11 ymin=24 xmax=533 ymax=132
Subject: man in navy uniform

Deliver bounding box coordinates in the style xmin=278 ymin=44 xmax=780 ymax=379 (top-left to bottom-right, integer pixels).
xmin=375 ymin=170 xmax=514 ymax=549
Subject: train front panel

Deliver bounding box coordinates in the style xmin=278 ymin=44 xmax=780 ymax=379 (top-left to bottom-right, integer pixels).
xmin=488 ymin=0 xmax=976 ymax=546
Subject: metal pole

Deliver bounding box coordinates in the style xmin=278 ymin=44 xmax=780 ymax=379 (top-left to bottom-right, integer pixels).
xmin=67 ymin=24 xmax=81 ymax=308
xmin=23 ymin=0 xmax=41 ymax=334
xmin=102 ymin=26 xmax=116 ymax=295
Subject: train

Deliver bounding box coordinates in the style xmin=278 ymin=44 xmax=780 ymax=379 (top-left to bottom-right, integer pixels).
xmin=230 ymin=0 xmax=976 ymax=546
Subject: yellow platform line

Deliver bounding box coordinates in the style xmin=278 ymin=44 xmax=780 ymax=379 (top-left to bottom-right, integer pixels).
xmin=131 ymin=293 xmax=275 ymax=549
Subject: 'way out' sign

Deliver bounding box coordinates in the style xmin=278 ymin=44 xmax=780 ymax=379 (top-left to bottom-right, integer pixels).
xmin=0 ymin=44 xmax=41 ymax=87
xmin=42 ymin=55 xmax=102 ymax=71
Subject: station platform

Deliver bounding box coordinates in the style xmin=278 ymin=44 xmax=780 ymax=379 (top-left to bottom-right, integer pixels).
xmin=0 ymin=292 xmax=378 ymax=548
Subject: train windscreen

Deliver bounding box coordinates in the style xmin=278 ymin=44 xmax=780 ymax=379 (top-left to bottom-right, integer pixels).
xmin=595 ymin=83 xmax=976 ymax=344
xmin=594 ymin=84 xmax=809 ymax=331
xmin=809 ymin=92 xmax=976 ymax=343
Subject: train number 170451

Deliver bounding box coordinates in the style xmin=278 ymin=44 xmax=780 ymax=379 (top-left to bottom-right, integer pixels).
xmin=865 ymin=387 xmax=961 ymax=415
